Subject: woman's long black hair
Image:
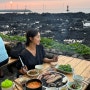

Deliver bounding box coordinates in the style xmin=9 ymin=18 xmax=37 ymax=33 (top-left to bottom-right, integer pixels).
xmin=26 ymin=29 xmax=39 ymax=46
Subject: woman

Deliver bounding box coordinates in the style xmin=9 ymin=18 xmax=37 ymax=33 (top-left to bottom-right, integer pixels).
xmin=19 ymin=30 xmax=58 ymax=74
xmin=0 ymin=37 xmax=9 ymax=78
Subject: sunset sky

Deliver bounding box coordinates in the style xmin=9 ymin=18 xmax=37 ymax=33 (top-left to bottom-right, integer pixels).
xmin=0 ymin=0 xmax=90 ymax=13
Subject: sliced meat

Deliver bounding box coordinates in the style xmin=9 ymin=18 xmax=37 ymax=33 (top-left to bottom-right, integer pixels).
xmin=37 ymin=75 xmax=43 ymax=80
xmin=46 ymin=75 xmax=62 ymax=83
xmin=43 ymin=75 xmax=51 ymax=80
xmin=46 ymin=74 xmax=56 ymax=80
xmin=42 ymin=71 xmax=51 ymax=76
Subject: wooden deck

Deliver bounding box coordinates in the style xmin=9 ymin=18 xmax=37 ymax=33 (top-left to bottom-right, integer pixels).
xmin=14 ymin=55 xmax=90 ymax=90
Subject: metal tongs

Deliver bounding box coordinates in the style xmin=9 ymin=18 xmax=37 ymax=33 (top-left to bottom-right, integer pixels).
xmin=19 ymin=56 xmax=25 ymax=67
xmin=19 ymin=56 xmax=28 ymax=73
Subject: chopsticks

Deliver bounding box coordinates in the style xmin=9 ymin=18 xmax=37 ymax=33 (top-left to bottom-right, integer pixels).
xmin=13 ymin=80 xmax=23 ymax=90
xmin=15 ymin=84 xmax=19 ymax=90
xmin=82 ymin=80 xmax=89 ymax=85
xmin=82 ymin=78 xmax=90 ymax=85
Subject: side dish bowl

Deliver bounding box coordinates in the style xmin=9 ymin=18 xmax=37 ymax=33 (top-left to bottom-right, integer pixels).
xmin=35 ymin=65 xmax=43 ymax=70
xmin=27 ymin=69 xmax=39 ymax=77
xmin=67 ymin=81 xmax=82 ymax=90
xmin=25 ymin=79 xmax=42 ymax=90
xmin=73 ymin=75 xmax=84 ymax=84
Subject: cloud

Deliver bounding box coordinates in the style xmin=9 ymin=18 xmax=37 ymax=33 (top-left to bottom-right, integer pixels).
xmin=0 ymin=0 xmax=64 ymax=3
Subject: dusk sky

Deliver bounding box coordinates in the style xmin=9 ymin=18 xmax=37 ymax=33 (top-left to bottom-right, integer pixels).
xmin=0 ymin=0 xmax=90 ymax=13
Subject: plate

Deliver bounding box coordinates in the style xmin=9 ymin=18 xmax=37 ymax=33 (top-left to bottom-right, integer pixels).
xmin=55 ymin=64 xmax=74 ymax=74
xmin=37 ymin=71 xmax=68 ymax=88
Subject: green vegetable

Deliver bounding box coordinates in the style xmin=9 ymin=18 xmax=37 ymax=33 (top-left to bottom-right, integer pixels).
xmin=58 ymin=64 xmax=72 ymax=72
xmin=1 ymin=79 xmax=13 ymax=88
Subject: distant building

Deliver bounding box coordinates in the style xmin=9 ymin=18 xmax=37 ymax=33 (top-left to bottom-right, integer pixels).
xmin=0 ymin=9 xmax=32 ymax=14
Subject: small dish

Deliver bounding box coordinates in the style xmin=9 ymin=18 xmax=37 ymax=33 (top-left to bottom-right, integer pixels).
xmin=35 ymin=65 xmax=43 ymax=70
xmin=27 ymin=69 xmax=39 ymax=77
xmin=73 ymin=75 xmax=84 ymax=84
xmin=67 ymin=81 xmax=82 ymax=90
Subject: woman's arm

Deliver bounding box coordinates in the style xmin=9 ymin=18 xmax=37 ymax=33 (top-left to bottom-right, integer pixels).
xmin=43 ymin=56 xmax=58 ymax=63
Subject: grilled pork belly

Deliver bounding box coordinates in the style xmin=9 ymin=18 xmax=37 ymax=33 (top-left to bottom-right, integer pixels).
xmin=46 ymin=74 xmax=62 ymax=83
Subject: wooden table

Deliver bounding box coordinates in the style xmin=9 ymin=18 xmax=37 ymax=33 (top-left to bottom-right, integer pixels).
xmin=0 ymin=57 xmax=17 ymax=68
xmin=4 ymin=41 xmax=10 ymax=45
xmin=14 ymin=55 xmax=90 ymax=90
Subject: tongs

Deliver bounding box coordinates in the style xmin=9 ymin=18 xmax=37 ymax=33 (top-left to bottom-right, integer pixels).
xmin=19 ymin=56 xmax=25 ymax=67
xmin=19 ymin=56 xmax=28 ymax=73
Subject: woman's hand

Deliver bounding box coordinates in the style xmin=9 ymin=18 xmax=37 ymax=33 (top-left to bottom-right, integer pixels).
xmin=43 ymin=56 xmax=58 ymax=63
xmin=20 ymin=65 xmax=28 ymax=74
xmin=52 ymin=55 xmax=58 ymax=62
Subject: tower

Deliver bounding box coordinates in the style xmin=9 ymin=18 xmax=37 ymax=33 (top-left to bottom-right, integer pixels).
xmin=66 ymin=5 xmax=69 ymax=13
